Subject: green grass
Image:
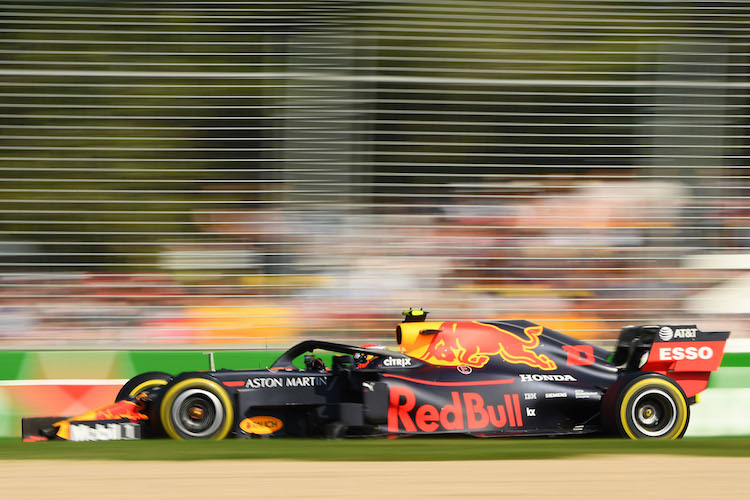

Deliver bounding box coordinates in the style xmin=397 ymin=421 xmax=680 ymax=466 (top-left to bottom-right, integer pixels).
xmin=2 ymin=436 xmax=750 ymax=461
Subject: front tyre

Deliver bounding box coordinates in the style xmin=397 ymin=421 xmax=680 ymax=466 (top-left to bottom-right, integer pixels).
xmin=116 ymin=371 xmax=173 ymax=402
xmin=612 ymin=374 xmax=689 ymax=440
xmin=159 ymin=377 xmax=234 ymax=440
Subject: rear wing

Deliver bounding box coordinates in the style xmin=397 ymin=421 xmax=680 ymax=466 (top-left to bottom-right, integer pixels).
xmin=611 ymin=325 xmax=730 ymax=398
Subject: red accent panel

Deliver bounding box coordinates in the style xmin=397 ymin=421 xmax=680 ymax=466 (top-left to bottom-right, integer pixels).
xmin=562 ymin=345 xmax=596 ymax=366
xmin=667 ymin=373 xmax=711 ymax=399
xmin=222 ymin=381 xmax=245 ymax=387
xmin=23 ymin=435 xmax=48 ymax=443
xmin=644 ymin=341 xmax=726 ymax=373
xmin=642 ymin=340 xmax=727 ymax=398
xmin=382 ymin=374 xmax=514 ymax=387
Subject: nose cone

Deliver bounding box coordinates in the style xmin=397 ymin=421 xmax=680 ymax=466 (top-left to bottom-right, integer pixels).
xmin=396 ymin=321 xmax=444 ymax=356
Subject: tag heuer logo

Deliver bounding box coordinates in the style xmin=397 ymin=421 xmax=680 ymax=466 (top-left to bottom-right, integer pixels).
xmin=658 ymin=326 xmax=673 ymax=341
xmin=457 ymin=365 xmax=472 ymax=375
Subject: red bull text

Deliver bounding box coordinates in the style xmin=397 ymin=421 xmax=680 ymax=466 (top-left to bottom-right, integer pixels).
xmin=387 ymin=385 xmax=524 ymax=433
xmin=418 ymin=321 xmax=556 ymax=370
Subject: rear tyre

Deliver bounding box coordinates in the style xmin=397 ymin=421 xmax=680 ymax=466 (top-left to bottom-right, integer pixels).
xmin=159 ymin=376 xmax=234 ymax=440
xmin=606 ymin=374 xmax=689 ymax=440
xmin=115 ymin=371 xmax=173 ymax=402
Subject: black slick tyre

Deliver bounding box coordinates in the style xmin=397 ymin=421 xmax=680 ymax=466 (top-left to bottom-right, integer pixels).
xmin=115 ymin=371 xmax=173 ymax=402
xmin=606 ymin=373 xmax=689 ymax=440
xmin=159 ymin=376 xmax=234 ymax=440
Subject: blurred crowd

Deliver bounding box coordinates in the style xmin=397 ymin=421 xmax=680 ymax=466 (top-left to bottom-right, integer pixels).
xmin=1 ymin=180 xmax=748 ymax=347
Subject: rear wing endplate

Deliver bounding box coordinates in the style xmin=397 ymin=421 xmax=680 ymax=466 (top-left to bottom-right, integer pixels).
xmin=611 ymin=325 xmax=730 ymax=371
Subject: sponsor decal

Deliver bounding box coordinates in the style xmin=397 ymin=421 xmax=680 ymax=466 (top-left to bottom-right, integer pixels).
xmin=545 ymin=392 xmax=567 ymax=399
xmin=673 ymin=328 xmax=697 ymax=339
xmin=417 ymin=321 xmax=556 ymax=370
xmin=245 ymin=378 xmax=283 ymax=389
xmin=69 ymin=422 xmax=140 ymax=442
xmin=659 ymin=326 xmax=697 ymax=341
xmin=658 ymin=326 xmax=673 ymax=341
xmin=285 ymin=376 xmax=328 ymax=388
xmin=387 ymin=386 xmax=524 ymax=433
xmin=519 ymin=374 xmax=576 ymax=382
xmin=457 ymin=365 xmax=473 ymax=375
xmin=239 ymin=416 xmax=284 ymax=435
xmin=523 ymin=393 xmax=537 ymax=400
xmin=658 ymin=346 xmax=713 ymax=361
xmin=562 ymin=345 xmax=595 ymax=366
xmin=526 ymin=408 xmax=536 ymax=417
xmin=383 ymin=357 xmax=412 ymax=367
xmin=245 ymin=376 xmax=327 ymax=389
xmin=574 ymin=390 xmax=599 ymax=400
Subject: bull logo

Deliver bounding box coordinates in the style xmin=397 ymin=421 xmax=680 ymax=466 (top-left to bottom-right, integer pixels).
xmin=418 ymin=321 xmax=556 ymax=370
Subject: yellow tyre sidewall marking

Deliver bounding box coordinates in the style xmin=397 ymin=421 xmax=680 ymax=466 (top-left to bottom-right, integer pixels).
xmin=160 ymin=378 xmax=234 ymax=440
xmin=128 ymin=379 xmax=168 ymax=398
xmin=619 ymin=378 xmax=687 ymax=440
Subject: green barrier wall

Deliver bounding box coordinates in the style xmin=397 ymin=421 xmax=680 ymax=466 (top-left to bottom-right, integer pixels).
xmin=1 ymin=350 xmax=746 ymax=384
xmin=1 ymin=350 xmax=748 ymax=438
xmin=0 ymin=350 xmax=285 ymax=381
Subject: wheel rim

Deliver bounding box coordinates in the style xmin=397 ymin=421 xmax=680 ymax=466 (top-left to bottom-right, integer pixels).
xmin=171 ymin=388 xmax=224 ymax=438
xmin=630 ymin=388 xmax=677 ymax=437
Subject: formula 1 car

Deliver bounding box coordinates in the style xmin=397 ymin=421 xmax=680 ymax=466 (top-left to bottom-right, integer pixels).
xmin=22 ymin=310 xmax=729 ymax=441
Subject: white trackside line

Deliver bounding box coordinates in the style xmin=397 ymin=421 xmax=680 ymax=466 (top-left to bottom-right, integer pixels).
xmin=724 ymin=339 xmax=750 ymax=353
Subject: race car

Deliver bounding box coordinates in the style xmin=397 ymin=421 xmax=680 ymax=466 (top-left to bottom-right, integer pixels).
xmin=22 ymin=309 xmax=729 ymax=441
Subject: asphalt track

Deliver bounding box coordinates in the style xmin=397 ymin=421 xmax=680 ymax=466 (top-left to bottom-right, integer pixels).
xmin=3 ymin=456 xmax=749 ymax=499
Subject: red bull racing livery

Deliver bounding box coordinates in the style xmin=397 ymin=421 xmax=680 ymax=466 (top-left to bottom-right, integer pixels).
xmin=22 ymin=310 xmax=729 ymax=441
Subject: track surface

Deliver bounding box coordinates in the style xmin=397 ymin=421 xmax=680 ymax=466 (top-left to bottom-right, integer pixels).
xmin=3 ymin=456 xmax=749 ymax=499
xmin=6 ymin=436 xmax=750 ymax=461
